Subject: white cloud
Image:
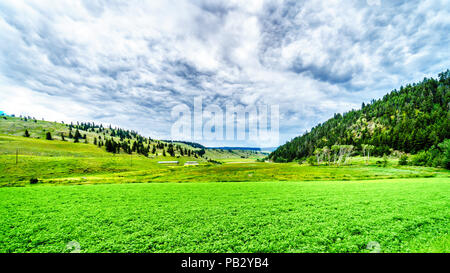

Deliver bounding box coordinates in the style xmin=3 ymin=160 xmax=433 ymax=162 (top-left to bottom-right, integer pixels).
xmin=0 ymin=0 xmax=448 ymax=146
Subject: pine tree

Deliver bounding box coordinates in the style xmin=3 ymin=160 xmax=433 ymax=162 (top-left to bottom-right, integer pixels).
xmin=167 ymin=144 xmax=175 ymax=156
xmin=24 ymin=129 xmax=30 ymax=137
xmin=46 ymin=132 xmax=52 ymax=140
xmin=74 ymin=129 xmax=82 ymax=139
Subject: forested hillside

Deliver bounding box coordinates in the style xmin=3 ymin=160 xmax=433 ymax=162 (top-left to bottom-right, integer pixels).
xmin=270 ymin=70 xmax=450 ymax=166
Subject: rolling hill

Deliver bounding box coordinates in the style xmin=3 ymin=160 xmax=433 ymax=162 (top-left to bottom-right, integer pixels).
xmin=0 ymin=115 xmax=266 ymax=164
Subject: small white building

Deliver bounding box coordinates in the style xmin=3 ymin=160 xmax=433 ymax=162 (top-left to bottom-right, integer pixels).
xmin=158 ymin=161 xmax=179 ymax=164
xmin=184 ymin=161 xmax=199 ymax=166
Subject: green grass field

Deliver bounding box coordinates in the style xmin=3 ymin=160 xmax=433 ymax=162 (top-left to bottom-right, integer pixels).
xmin=0 ymin=178 xmax=448 ymax=253
xmin=0 ymin=119 xmax=449 ymax=253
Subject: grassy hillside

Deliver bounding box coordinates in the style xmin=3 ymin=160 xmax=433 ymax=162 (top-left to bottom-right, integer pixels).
xmin=1 ymin=133 xmax=447 ymax=187
xmin=0 ymin=116 xmax=266 ymax=163
xmin=1 ymin=178 xmax=448 ymax=253
xmin=0 ymin=116 xmax=69 ymax=140
xmin=0 ymin=134 xmax=204 ymax=186
xmin=270 ymin=70 xmax=450 ymax=163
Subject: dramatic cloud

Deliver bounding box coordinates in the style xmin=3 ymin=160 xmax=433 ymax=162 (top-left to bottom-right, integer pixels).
xmin=0 ymin=0 xmax=449 ymax=146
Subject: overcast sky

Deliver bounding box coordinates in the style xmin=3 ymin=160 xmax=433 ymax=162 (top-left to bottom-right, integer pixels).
xmin=0 ymin=0 xmax=449 ymax=147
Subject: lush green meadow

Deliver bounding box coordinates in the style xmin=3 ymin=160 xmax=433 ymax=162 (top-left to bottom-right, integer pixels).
xmin=0 ymin=123 xmax=449 ymax=253
xmin=0 ymin=134 xmax=446 ymax=187
xmin=0 ymin=178 xmax=448 ymax=253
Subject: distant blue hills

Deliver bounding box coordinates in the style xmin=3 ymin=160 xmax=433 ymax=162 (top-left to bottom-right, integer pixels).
xmin=163 ymin=140 xmax=278 ymax=152
xmin=206 ymin=147 xmax=278 ymax=152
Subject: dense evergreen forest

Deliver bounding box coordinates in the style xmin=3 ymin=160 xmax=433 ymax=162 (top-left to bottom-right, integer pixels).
xmin=270 ymin=70 xmax=450 ymax=168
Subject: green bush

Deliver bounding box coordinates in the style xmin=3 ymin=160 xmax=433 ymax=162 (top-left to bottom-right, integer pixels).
xmin=382 ymin=154 xmax=388 ymax=167
xmin=306 ymin=156 xmax=316 ymax=166
xmin=410 ymin=151 xmax=431 ymax=166
xmin=29 ymin=178 xmax=39 ymax=184
xmin=408 ymin=142 xmax=448 ymax=169
xmin=273 ymin=156 xmax=288 ymax=163
xmin=438 ymin=139 xmax=450 ymax=169
xmin=399 ymin=155 xmax=408 ymax=166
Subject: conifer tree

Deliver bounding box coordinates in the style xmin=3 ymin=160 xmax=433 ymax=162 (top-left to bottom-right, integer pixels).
xmin=74 ymin=129 xmax=82 ymax=139
xmin=167 ymin=144 xmax=175 ymax=157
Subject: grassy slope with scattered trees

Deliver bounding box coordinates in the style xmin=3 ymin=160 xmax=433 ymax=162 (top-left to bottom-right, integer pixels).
xmin=0 ymin=116 xmax=242 ymax=161
xmin=270 ymin=70 xmax=450 ymax=168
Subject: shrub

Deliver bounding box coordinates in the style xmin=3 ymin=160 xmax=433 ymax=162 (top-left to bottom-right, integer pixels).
xmin=29 ymin=178 xmax=39 ymax=184
xmin=410 ymin=151 xmax=429 ymax=166
xmin=306 ymin=156 xmax=316 ymax=166
xmin=407 ymin=145 xmax=448 ymax=168
xmin=432 ymin=157 xmax=442 ymax=168
xmin=382 ymin=154 xmax=388 ymax=167
xmin=438 ymin=139 xmax=450 ymax=170
xmin=398 ymin=155 xmax=408 ymax=166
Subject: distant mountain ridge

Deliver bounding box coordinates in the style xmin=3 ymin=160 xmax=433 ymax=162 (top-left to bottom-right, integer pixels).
xmin=162 ymin=140 xmax=206 ymax=149
xmin=207 ymin=147 xmax=278 ymax=152
xmin=270 ymin=70 xmax=450 ymax=163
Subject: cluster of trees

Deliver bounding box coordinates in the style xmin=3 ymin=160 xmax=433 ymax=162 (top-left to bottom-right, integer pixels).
xmin=270 ymin=70 xmax=450 ymax=169
xmin=300 ymin=145 xmax=355 ymax=166
xmin=67 ymin=128 xmax=85 ymax=143
xmin=162 ymin=140 xmax=205 ymax=149
xmin=69 ymin=122 xmax=143 ymax=142
xmin=177 ymin=145 xmax=193 ymax=157
xmin=312 ymin=145 xmax=355 ymax=166
xmin=101 ymin=139 xmax=205 ymax=158
xmin=104 ymin=138 xmax=164 ymax=157
xmin=18 ymin=115 xmax=38 ymax=123
xmin=405 ymin=139 xmax=450 ymax=169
